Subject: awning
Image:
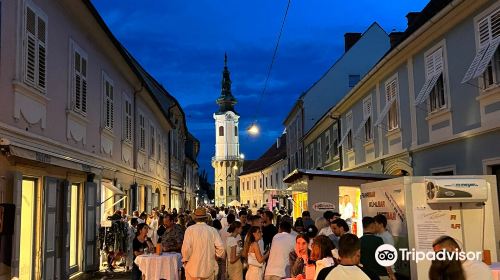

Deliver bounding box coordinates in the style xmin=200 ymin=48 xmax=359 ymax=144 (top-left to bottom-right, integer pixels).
xmin=462 ymin=38 xmax=500 ymax=84
xmin=374 ymin=98 xmax=395 ymax=127
xmin=283 ymin=169 xmax=396 ymax=184
xmin=8 ymin=144 xmax=102 ymax=173
xmin=103 ymin=183 xmax=124 ymax=195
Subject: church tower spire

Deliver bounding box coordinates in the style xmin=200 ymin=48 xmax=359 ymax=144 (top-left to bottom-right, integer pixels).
xmin=212 ymin=53 xmax=242 ymax=206
xmin=216 ymin=53 xmax=237 ymax=114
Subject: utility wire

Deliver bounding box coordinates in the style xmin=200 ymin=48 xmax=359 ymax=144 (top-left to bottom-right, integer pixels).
xmin=251 ymin=0 xmax=292 ymax=126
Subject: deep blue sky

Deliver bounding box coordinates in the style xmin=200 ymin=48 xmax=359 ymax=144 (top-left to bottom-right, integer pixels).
xmin=92 ymin=1 xmax=428 ymax=183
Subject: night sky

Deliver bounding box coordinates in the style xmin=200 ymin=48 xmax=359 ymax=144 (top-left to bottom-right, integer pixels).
xmin=92 ymin=1 xmax=428 ymax=183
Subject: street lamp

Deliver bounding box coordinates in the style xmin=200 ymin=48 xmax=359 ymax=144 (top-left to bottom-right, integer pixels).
xmin=247 ymin=123 xmax=259 ymax=135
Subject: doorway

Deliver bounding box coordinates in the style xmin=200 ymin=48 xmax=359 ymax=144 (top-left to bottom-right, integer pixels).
xmin=19 ymin=178 xmax=37 ymax=280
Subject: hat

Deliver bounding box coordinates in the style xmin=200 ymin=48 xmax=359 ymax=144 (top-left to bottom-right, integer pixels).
xmin=192 ymin=207 xmax=207 ymax=219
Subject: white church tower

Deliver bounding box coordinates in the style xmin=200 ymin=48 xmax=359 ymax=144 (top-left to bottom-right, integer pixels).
xmin=212 ymin=54 xmax=243 ymax=206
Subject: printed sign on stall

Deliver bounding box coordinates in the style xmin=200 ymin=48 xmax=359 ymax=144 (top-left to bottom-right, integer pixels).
xmin=312 ymin=202 xmax=336 ymax=212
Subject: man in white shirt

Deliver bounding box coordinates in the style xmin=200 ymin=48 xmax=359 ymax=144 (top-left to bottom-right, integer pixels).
xmin=318 ymin=212 xmax=341 ymax=236
xmin=264 ymin=221 xmax=296 ymax=280
xmin=182 ymin=207 xmax=225 ymax=280
xmin=219 ymin=213 xmax=236 ymax=245
xmin=318 ymin=233 xmax=378 ymax=280
xmin=340 ymin=195 xmax=353 ymax=225
xmin=432 ymin=235 xmax=492 ymax=280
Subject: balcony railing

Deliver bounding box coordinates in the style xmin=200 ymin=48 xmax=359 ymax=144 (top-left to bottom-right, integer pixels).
xmin=212 ymin=155 xmax=243 ymax=162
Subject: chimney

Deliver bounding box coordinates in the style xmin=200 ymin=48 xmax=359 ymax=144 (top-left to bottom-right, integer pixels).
xmin=344 ymin=33 xmax=362 ymax=52
xmin=406 ymin=12 xmax=421 ymax=28
xmin=389 ymin=32 xmax=405 ymax=48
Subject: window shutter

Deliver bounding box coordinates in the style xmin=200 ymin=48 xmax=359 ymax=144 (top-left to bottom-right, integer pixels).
xmin=37 ymin=16 xmax=47 ymax=90
xmin=25 ymin=7 xmax=37 ymax=85
xmin=81 ymin=58 xmax=87 ymax=113
xmin=363 ymin=97 xmax=372 ymax=120
xmin=109 ymin=85 xmax=114 ymax=128
xmin=74 ymin=52 xmax=81 ymax=111
xmin=492 ymin=9 xmax=500 ymax=40
xmin=433 ymin=48 xmax=443 ymax=75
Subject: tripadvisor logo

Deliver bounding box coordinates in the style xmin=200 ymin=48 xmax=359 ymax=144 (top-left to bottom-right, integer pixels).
xmin=375 ymin=244 xmax=398 ymax=267
xmin=375 ymin=244 xmax=483 ymax=266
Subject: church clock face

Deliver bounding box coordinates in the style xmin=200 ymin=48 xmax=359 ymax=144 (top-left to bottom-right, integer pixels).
xmin=225 ymin=113 xmax=233 ymax=120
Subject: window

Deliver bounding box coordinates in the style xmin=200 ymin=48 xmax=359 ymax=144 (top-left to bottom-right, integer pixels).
xmin=157 ymin=133 xmax=162 ymax=161
xmin=235 ymin=126 xmax=238 ymax=136
xmin=265 ymin=177 xmax=268 ymax=188
xmin=253 ymin=180 xmax=256 ymax=189
xmin=139 ymin=114 xmax=146 ymax=150
xmin=462 ymin=8 xmax=500 ymax=87
xmin=71 ymin=43 xmax=87 ymax=114
xmin=220 ymin=187 xmax=223 ymax=196
xmin=325 ymin=131 xmax=331 ymax=161
xmin=124 ymin=99 xmax=132 ymax=142
xmin=150 ymin=125 xmax=155 ymax=157
xmin=228 ymin=186 xmax=232 ymax=196
xmin=103 ymin=76 xmax=114 ymax=130
xmin=236 ymin=186 xmax=239 ymax=196
xmin=260 ymin=179 xmax=262 ymax=189
xmin=24 ymin=5 xmax=47 ymax=92
xmin=219 ymin=126 xmax=224 ymax=136
xmin=316 ymin=138 xmax=322 ymax=166
xmin=247 ymin=181 xmax=250 ymax=190
xmin=415 ymin=48 xmax=446 ymax=112
xmin=346 ymin=112 xmax=353 ymax=150
xmin=275 ymin=173 xmax=279 ymax=187
xmin=386 ymin=78 xmax=399 ymax=130
xmin=349 ymin=74 xmax=361 ymax=88
xmin=363 ymin=96 xmax=373 ymax=142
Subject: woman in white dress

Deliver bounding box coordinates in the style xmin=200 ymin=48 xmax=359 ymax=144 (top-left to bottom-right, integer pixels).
xmin=226 ymin=221 xmax=243 ymax=280
xmin=147 ymin=210 xmax=159 ymax=246
xmin=244 ymin=226 xmax=269 ymax=280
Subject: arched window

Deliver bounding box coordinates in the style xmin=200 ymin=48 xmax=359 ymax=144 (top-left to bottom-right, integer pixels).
xmin=219 ymin=126 xmax=224 ymax=136
xmin=220 ymin=187 xmax=224 ymax=196
xmin=235 ymin=126 xmax=238 ymax=136
xmin=228 ymin=186 xmax=232 ymax=196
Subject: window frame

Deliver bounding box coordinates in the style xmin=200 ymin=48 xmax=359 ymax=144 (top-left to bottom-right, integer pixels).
xmin=384 ymin=75 xmax=400 ymax=131
xmin=123 ymin=96 xmax=133 ymax=143
xmin=423 ymin=44 xmax=448 ymax=113
xmin=139 ymin=113 xmax=146 ymax=151
xmin=363 ymin=95 xmax=373 ymax=142
xmin=70 ymin=40 xmax=88 ymax=116
xmin=346 ymin=111 xmax=353 ymax=151
xmin=23 ymin=3 xmax=48 ymax=93
xmin=474 ymin=5 xmax=500 ymax=91
xmin=102 ymin=72 xmax=114 ymax=131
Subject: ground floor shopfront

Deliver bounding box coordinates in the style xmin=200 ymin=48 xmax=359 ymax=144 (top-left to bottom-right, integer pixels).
xmin=0 ymin=144 xmax=183 ymax=280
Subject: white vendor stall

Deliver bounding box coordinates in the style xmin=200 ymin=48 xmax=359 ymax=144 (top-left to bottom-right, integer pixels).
xmin=283 ymin=169 xmax=394 ymax=236
xmin=361 ymin=176 xmax=500 ymax=279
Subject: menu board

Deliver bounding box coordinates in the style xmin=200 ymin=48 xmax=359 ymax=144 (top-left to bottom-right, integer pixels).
xmin=413 ymin=206 xmax=463 ymax=251
xmin=361 ymin=184 xmax=407 ymax=236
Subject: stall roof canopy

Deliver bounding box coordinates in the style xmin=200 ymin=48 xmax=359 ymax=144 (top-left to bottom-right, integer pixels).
xmin=283 ymin=169 xmax=396 ymax=183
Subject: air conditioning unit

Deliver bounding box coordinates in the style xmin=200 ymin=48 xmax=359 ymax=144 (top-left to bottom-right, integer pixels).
xmin=426 ymin=178 xmax=488 ymax=203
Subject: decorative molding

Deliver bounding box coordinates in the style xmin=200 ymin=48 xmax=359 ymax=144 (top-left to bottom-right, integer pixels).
xmin=100 ymin=131 xmax=113 ymax=156
xmin=67 ymin=112 xmax=87 ymax=145
xmin=121 ymin=142 xmax=132 ymax=164
xmin=13 ymin=84 xmax=48 ymax=128
xmin=476 ymin=87 xmax=500 ymax=126
xmin=426 ymin=109 xmax=452 ymax=143
xmin=137 ymin=151 xmax=146 ymax=170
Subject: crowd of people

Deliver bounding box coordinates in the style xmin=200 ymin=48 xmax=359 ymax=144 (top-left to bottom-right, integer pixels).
xmin=104 ymin=205 xmax=493 ymax=280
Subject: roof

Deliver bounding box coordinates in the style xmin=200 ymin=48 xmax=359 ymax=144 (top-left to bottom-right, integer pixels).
xmin=283 ymin=169 xmax=396 ymax=184
xmin=239 ymin=134 xmax=287 ymax=176
xmin=83 ymin=1 xmax=189 ymax=131
xmin=390 ymin=0 xmax=453 ymax=50
xmin=242 ymin=160 xmax=255 ymax=170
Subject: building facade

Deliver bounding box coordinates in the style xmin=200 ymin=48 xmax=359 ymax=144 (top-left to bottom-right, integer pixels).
xmin=239 ymin=135 xmax=289 ymax=212
xmin=212 ymin=55 xmax=243 ymax=206
xmin=304 ymin=0 xmax=500 ymax=192
xmin=284 ymin=23 xmax=391 ymax=174
xmin=0 ymin=1 xmax=196 ymax=279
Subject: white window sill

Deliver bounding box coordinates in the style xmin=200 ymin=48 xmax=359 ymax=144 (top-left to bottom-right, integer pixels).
xmin=385 ymin=127 xmax=401 ymax=138
xmin=425 ymin=107 xmax=451 ymax=121
xmin=101 ymin=127 xmax=114 ymax=138
xmin=13 ymin=80 xmax=50 ymax=104
xmin=66 ymin=109 xmax=88 ymax=124
xmin=122 ymin=139 xmax=133 ymax=147
xmin=476 ymin=85 xmax=500 ymax=101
